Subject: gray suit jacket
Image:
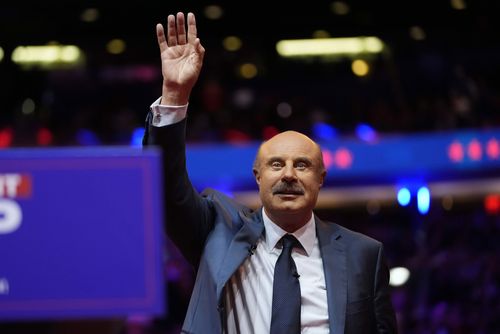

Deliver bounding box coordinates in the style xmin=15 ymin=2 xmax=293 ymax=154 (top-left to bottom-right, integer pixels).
xmin=145 ymin=116 xmax=397 ymax=333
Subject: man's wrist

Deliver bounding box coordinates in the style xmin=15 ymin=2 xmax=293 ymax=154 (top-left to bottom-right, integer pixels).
xmin=150 ymin=97 xmax=188 ymax=127
xmin=161 ymin=87 xmax=190 ymax=106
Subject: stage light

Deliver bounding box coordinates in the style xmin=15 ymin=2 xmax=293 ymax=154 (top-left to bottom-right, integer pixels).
xmin=0 ymin=128 xmax=13 ymax=148
xmin=76 ymin=129 xmax=100 ymax=146
xmin=204 ymin=5 xmax=223 ymax=20
xmin=486 ymin=138 xmax=499 ymax=160
xmin=330 ymin=1 xmax=350 ymax=15
xmin=313 ymin=122 xmax=337 ymax=141
xmin=389 ymin=267 xmax=410 ymax=287
xmin=12 ymin=45 xmax=83 ymax=69
xmin=484 ymin=194 xmax=500 ymax=215
xmin=322 ymin=149 xmax=334 ymax=169
xmin=276 ymin=37 xmax=384 ymax=58
xmin=417 ymin=186 xmax=430 ymax=215
xmin=239 ymin=63 xmax=258 ymax=79
xmin=276 ymin=102 xmax=292 ymax=118
xmin=355 ymin=123 xmax=377 ymax=142
xmin=130 ymin=127 xmax=145 ymax=147
xmin=223 ymin=36 xmax=242 ymax=51
xmin=80 ymin=8 xmax=99 ymax=22
xmin=106 ymin=39 xmax=126 ymax=55
xmin=451 ymin=0 xmax=467 ymax=10
xmin=233 ymin=88 xmax=254 ymax=108
xmin=351 ymin=59 xmax=370 ymax=76
xmin=409 ymin=26 xmax=426 ymax=41
xmin=334 ymin=148 xmax=353 ymax=169
xmin=397 ymin=188 xmax=411 ymax=206
xmin=467 ymin=139 xmax=482 ymax=161
xmin=36 ymin=128 xmax=53 ymax=146
xmin=312 ymin=30 xmax=331 ymax=39
xmin=21 ymin=98 xmax=35 ymax=115
xmin=448 ymin=140 xmax=464 ymax=162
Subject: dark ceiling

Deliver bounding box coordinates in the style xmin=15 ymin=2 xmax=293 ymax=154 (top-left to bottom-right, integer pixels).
xmin=1 ymin=0 xmax=499 ymax=63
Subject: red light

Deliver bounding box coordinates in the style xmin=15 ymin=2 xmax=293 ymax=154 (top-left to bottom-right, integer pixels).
xmin=448 ymin=140 xmax=464 ymax=162
xmin=224 ymin=129 xmax=250 ymax=144
xmin=262 ymin=126 xmax=279 ymax=140
xmin=37 ymin=128 xmax=53 ymax=146
xmin=486 ymin=138 xmax=500 ymax=160
xmin=484 ymin=194 xmax=500 ymax=215
xmin=0 ymin=128 xmax=13 ymax=148
xmin=322 ymin=149 xmax=334 ymax=169
xmin=335 ymin=148 xmax=353 ymax=169
xmin=467 ymin=139 xmax=482 ymax=161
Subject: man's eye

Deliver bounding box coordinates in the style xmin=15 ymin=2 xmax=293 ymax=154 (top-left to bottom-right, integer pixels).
xmin=296 ymin=162 xmax=307 ymax=169
xmin=271 ymin=161 xmax=282 ymax=168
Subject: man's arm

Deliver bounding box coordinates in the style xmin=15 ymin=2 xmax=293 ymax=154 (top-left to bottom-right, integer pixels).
xmin=146 ymin=119 xmax=214 ymax=267
xmin=144 ymin=13 xmax=212 ymax=267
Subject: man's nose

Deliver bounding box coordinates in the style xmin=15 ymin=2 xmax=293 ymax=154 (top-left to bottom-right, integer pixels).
xmin=281 ymin=163 xmax=297 ymax=181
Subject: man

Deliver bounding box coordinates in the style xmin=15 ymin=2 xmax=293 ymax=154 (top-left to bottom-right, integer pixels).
xmin=144 ymin=12 xmax=397 ymax=333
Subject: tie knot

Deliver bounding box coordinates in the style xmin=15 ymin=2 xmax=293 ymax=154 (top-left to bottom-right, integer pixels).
xmin=281 ymin=234 xmax=300 ymax=250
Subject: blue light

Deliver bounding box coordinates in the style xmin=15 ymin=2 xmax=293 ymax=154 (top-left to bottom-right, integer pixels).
xmin=355 ymin=123 xmax=377 ymax=142
xmin=312 ymin=122 xmax=337 ymax=141
xmin=417 ymin=186 xmax=430 ymax=215
xmin=397 ymin=187 xmax=411 ymax=206
xmin=76 ymin=129 xmax=100 ymax=146
xmin=130 ymin=127 xmax=145 ymax=147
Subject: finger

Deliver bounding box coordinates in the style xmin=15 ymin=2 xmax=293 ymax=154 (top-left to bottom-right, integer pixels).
xmin=176 ymin=12 xmax=187 ymax=45
xmin=187 ymin=12 xmax=197 ymax=43
xmin=194 ymin=38 xmax=205 ymax=56
xmin=156 ymin=24 xmax=167 ymax=53
xmin=167 ymin=14 xmax=177 ymax=46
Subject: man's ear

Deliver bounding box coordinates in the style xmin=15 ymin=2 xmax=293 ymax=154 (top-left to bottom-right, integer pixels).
xmin=319 ymin=169 xmax=327 ymax=187
xmin=253 ymin=168 xmax=261 ymax=185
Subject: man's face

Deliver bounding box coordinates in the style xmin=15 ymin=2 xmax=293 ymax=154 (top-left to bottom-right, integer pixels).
xmin=253 ymin=131 xmax=326 ymax=226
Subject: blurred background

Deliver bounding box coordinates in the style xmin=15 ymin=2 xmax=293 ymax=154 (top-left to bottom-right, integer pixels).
xmin=1 ymin=0 xmax=499 ymax=333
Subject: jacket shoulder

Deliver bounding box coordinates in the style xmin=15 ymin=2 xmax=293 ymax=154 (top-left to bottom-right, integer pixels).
xmin=200 ymin=188 xmax=256 ymax=225
xmin=319 ymin=218 xmax=383 ymax=250
xmin=339 ymin=224 xmax=381 ymax=246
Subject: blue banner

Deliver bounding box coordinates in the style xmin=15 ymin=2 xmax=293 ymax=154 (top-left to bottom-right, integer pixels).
xmin=0 ymin=147 xmax=164 ymax=320
xmin=185 ymin=128 xmax=500 ymax=191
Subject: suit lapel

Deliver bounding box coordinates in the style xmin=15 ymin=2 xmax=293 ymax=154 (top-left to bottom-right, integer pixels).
xmin=216 ymin=209 xmax=264 ymax=301
xmin=316 ymin=217 xmax=346 ymax=334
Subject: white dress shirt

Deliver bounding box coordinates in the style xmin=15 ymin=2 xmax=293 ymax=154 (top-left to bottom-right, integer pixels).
xmin=224 ymin=209 xmax=329 ymax=334
xmin=150 ymin=98 xmax=329 ymax=333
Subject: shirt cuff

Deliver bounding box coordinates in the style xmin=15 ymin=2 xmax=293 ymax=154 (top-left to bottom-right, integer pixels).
xmin=149 ymin=97 xmax=188 ymax=127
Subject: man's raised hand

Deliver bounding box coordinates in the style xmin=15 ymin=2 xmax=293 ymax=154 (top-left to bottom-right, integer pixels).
xmin=157 ymin=12 xmax=205 ymax=105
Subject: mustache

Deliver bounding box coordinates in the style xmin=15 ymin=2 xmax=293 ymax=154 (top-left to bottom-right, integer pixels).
xmin=272 ymin=182 xmax=305 ymax=195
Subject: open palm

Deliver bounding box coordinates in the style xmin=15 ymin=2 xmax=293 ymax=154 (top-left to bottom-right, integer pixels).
xmin=157 ymin=12 xmax=205 ymax=104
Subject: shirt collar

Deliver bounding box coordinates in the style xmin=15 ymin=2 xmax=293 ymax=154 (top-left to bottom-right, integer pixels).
xmin=261 ymin=207 xmax=316 ymax=256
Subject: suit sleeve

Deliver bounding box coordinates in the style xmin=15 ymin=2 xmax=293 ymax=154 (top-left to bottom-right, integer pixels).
xmin=143 ymin=114 xmax=215 ymax=267
xmin=373 ymin=244 xmax=398 ymax=333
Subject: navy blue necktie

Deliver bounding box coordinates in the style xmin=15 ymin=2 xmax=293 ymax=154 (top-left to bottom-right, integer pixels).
xmin=270 ymin=234 xmax=301 ymax=334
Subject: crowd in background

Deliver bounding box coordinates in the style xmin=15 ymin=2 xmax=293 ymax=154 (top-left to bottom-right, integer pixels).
xmin=1 ymin=37 xmax=500 ymax=147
